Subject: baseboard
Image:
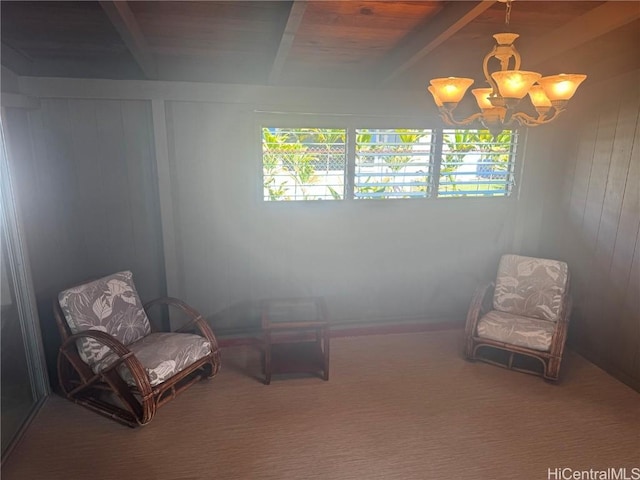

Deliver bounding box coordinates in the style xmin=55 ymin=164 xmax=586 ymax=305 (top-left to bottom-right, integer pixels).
xmin=330 ymin=319 xmax=463 ymax=338
xmin=218 ymin=318 xmax=463 ymax=348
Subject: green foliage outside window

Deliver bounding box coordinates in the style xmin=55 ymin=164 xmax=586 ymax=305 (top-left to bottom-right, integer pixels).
xmin=440 ymin=129 xmax=515 ymax=197
xmin=262 ymin=126 xmax=516 ymax=201
xmin=355 ymin=128 xmax=432 ymax=199
xmin=262 ymin=128 xmax=345 ymax=201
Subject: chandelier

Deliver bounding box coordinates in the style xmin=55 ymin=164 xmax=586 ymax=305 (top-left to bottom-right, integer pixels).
xmin=427 ymin=0 xmax=587 ymax=137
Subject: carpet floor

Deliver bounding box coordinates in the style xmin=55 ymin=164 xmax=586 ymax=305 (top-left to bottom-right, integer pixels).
xmin=2 ymin=329 xmax=639 ymax=480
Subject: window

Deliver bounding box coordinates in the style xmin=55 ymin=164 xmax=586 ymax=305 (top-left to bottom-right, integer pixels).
xmin=262 ymin=127 xmax=346 ymax=201
xmin=261 ymin=126 xmax=518 ymax=201
xmin=439 ymin=129 xmax=518 ymax=197
xmin=355 ymin=129 xmax=434 ymax=199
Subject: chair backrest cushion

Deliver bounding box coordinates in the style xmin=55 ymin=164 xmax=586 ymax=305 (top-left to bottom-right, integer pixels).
xmin=58 ymin=271 xmax=151 ymax=366
xmin=493 ymin=254 xmax=569 ymax=322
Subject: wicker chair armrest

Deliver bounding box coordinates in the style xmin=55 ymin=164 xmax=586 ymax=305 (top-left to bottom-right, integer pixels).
xmin=561 ymin=294 xmax=572 ymax=324
xmin=548 ymin=295 xmax=572 ymax=358
xmin=61 ymin=330 xmax=152 ymax=395
xmin=144 ymin=297 xmax=219 ymax=351
xmin=465 ymin=281 xmax=495 ymax=337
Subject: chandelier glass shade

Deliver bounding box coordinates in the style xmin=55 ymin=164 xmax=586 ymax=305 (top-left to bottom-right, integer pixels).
xmin=428 ymin=27 xmax=587 ymax=137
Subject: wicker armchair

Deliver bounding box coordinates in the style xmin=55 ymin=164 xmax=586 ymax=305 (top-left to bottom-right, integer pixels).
xmin=54 ymin=271 xmax=220 ymax=427
xmin=464 ymin=254 xmax=572 ymax=381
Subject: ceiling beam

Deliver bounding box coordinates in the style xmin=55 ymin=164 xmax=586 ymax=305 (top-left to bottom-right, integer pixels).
xmin=268 ymin=1 xmax=307 ymax=85
xmin=523 ymin=1 xmax=640 ymax=69
xmin=99 ymin=1 xmax=157 ymax=80
xmin=381 ymin=0 xmax=497 ymax=85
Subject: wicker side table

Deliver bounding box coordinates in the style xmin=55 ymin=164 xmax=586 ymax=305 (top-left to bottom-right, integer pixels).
xmin=261 ymin=297 xmax=330 ymax=385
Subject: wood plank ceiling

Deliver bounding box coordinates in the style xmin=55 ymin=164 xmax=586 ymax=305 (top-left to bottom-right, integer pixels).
xmin=1 ymin=1 xmax=638 ymax=89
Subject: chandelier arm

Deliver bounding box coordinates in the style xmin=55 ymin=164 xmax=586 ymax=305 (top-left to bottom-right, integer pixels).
xmin=438 ymin=109 xmax=484 ymax=127
xmin=509 ymin=44 xmax=521 ymax=71
xmin=511 ymin=110 xmax=563 ymax=127
xmin=482 ymin=46 xmax=500 ymax=94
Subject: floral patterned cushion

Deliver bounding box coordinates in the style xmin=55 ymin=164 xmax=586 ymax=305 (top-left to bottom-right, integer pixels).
xmin=493 ymin=254 xmax=569 ymax=322
xmin=476 ymin=310 xmax=556 ymax=352
xmin=94 ymin=333 xmax=212 ymax=387
xmin=58 ymin=271 xmax=151 ymax=367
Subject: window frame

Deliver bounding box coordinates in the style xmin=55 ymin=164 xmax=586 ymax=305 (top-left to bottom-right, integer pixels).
xmin=353 ymin=128 xmax=436 ymax=200
xmin=437 ymin=128 xmax=520 ymax=198
xmin=258 ymin=115 xmax=523 ymax=203
xmin=262 ymin=126 xmax=348 ymax=201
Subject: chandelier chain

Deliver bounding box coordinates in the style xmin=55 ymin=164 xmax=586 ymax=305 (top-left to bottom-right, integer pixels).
xmin=505 ymin=0 xmax=512 ymax=26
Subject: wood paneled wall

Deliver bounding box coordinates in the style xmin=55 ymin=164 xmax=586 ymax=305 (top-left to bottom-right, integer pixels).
xmin=541 ymin=70 xmax=639 ymax=390
xmin=3 ymin=99 xmax=166 ymax=384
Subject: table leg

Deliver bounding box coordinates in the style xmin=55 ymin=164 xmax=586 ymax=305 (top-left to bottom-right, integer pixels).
xmin=323 ymin=326 xmax=330 ymax=381
xmin=264 ymin=331 xmax=272 ymax=385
